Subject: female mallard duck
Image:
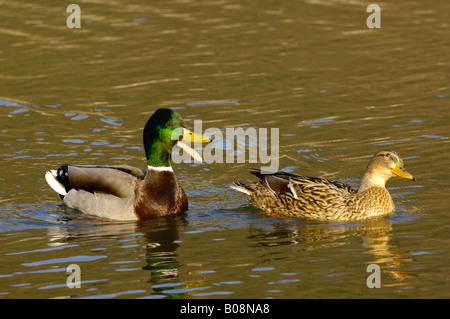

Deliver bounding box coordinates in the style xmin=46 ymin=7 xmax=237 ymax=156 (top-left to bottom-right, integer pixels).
xmin=231 ymin=150 xmax=415 ymax=221
xmin=45 ymin=108 xmax=211 ymax=221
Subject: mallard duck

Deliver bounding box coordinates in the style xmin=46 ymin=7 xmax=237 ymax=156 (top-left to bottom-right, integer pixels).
xmin=45 ymin=108 xmax=211 ymax=221
xmin=231 ymin=150 xmax=415 ymax=221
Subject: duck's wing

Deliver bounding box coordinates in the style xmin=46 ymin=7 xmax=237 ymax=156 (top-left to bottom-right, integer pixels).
xmin=289 ymin=175 xmax=357 ymax=195
xmin=249 ymin=169 xmax=358 ymax=198
xmin=45 ymin=164 xmax=146 ymax=199
xmin=249 ymin=170 xmax=296 ymax=194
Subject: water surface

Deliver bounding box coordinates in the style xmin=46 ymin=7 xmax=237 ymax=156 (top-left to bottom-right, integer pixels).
xmin=0 ymin=0 xmax=449 ymax=299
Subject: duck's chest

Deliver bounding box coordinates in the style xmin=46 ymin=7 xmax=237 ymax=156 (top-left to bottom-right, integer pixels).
xmin=352 ymin=187 xmax=395 ymax=218
xmin=134 ymin=171 xmax=188 ymax=219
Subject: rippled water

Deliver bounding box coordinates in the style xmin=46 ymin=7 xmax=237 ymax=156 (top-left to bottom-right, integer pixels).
xmin=0 ymin=0 xmax=449 ymax=299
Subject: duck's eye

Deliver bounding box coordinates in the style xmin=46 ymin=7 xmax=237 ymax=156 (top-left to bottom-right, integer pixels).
xmin=167 ymin=122 xmax=173 ymax=127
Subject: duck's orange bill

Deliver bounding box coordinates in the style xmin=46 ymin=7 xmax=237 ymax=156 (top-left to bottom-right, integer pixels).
xmin=390 ymin=162 xmax=416 ymax=181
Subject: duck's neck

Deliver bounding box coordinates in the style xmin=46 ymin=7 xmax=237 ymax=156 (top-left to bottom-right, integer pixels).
xmin=145 ymin=139 xmax=172 ymax=169
xmin=358 ymin=172 xmax=389 ymax=193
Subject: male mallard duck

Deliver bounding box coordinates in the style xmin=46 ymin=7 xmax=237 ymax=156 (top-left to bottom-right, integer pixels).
xmin=45 ymin=108 xmax=211 ymax=221
xmin=231 ymin=150 xmax=415 ymax=221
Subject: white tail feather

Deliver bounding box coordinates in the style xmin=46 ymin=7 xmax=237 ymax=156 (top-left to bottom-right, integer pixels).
xmin=230 ymin=184 xmax=252 ymax=196
xmin=45 ymin=170 xmax=67 ymax=196
xmin=287 ymin=182 xmax=298 ymax=199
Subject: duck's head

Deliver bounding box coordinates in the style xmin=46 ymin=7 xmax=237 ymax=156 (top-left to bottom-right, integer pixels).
xmin=143 ymin=108 xmax=211 ymax=167
xmin=359 ymin=150 xmax=415 ymax=192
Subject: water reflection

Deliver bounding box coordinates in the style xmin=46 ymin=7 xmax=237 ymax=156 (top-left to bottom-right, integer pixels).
xmin=138 ymin=219 xmax=183 ymax=286
xmin=248 ymin=216 xmax=416 ymax=287
xmin=39 ymin=216 xmax=187 ymax=297
xmin=0 ymin=200 xmax=432 ymax=298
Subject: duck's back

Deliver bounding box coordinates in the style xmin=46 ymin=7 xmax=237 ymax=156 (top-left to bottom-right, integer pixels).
xmin=276 ymin=175 xmax=358 ymax=220
xmin=60 ymin=165 xmax=144 ymax=220
xmin=236 ymin=171 xmax=358 ymax=220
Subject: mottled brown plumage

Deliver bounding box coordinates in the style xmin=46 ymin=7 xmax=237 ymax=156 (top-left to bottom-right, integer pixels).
xmin=231 ymin=150 xmax=415 ymax=222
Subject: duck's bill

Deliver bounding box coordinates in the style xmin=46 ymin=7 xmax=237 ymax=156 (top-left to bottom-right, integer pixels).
xmin=175 ymin=128 xmax=211 ymax=162
xmin=391 ymin=162 xmax=416 ymax=181
xmin=176 ymin=140 xmax=203 ymax=162
xmin=182 ymin=128 xmax=211 ymax=143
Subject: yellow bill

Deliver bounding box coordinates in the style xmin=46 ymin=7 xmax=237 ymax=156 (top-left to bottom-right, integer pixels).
xmin=391 ymin=162 xmax=416 ymax=181
xmin=176 ymin=128 xmax=211 ymax=162
xmin=182 ymin=128 xmax=211 ymax=143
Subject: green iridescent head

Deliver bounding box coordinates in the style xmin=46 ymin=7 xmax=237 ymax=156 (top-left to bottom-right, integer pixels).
xmin=143 ymin=108 xmax=210 ymax=167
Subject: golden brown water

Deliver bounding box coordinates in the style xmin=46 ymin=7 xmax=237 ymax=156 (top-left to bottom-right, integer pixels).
xmin=0 ymin=0 xmax=449 ymax=299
